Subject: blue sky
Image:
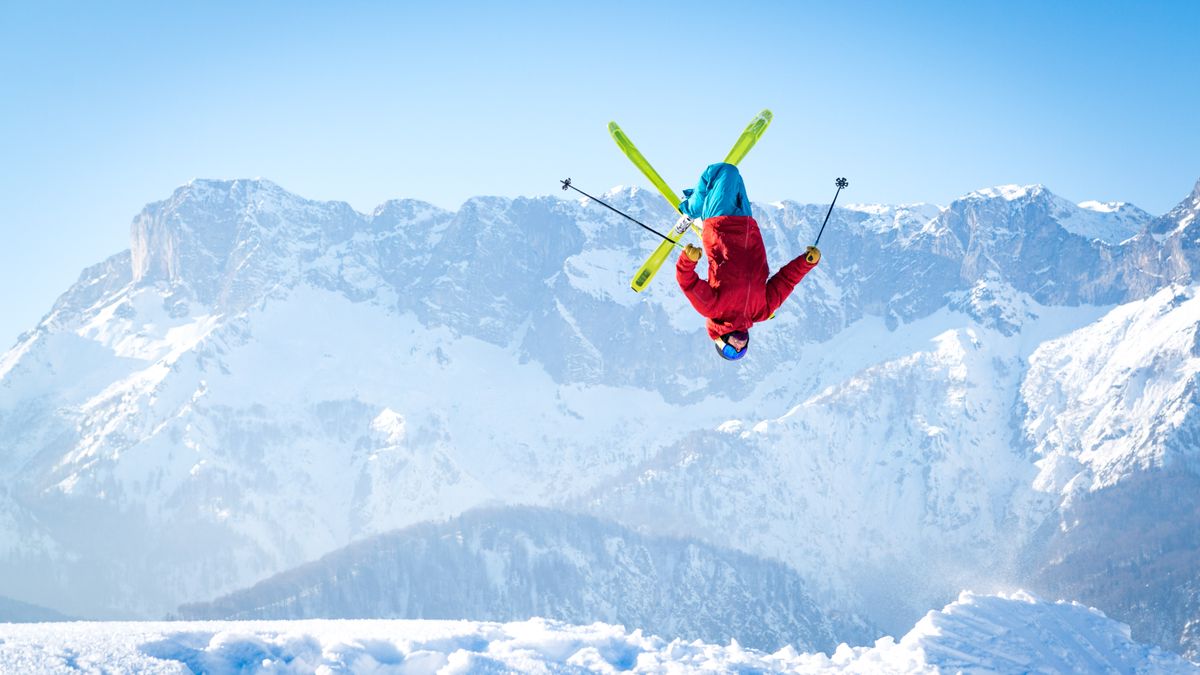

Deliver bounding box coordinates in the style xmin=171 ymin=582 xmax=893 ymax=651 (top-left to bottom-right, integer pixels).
xmin=1 ymin=1 xmax=1197 ymax=346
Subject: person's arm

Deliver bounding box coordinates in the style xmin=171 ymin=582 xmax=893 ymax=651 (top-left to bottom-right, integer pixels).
xmin=676 ymin=248 xmax=718 ymax=316
xmin=765 ymin=246 xmax=819 ymax=315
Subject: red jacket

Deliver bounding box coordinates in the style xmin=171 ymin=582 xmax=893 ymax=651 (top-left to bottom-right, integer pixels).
xmin=676 ymin=215 xmax=816 ymax=339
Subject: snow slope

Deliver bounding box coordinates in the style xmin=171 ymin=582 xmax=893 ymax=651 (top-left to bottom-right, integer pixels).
xmin=1 ymin=593 xmax=1194 ymax=674
xmin=1024 ymin=284 xmax=1200 ymax=495
xmin=582 ymin=302 xmax=1107 ymax=631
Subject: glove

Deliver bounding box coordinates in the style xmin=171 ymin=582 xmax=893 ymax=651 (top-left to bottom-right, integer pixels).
xmin=684 ymin=244 xmax=703 ymax=262
xmin=805 ymin=246 xmax=821 ymax=265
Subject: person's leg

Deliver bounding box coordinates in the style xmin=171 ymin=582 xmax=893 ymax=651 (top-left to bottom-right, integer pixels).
xmin=699 ymin=163 xmax=751 ymax=220
xmin=680 ymin=162 xmax=753 ymax=220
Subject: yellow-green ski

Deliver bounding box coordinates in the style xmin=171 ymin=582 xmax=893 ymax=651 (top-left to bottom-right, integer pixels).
xmin=612 ymin=110 xmax=774 ymax=292
xmin=608 ymin=122 xmax=686 ymax=217
xmin=723 ymin=109 xmax=773 ymax=164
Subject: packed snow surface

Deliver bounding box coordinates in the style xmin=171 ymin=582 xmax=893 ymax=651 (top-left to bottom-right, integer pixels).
xmin=0 ymin=592 xmax=1194 ymax=674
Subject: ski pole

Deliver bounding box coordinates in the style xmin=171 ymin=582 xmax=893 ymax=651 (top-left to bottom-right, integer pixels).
xmin=808 ymin=177 xmax=848 ymax=263
xmin=561 ymin=178 xmax=684 ymax=249
xmin=811 ymin=174 xmax=849 ymax=246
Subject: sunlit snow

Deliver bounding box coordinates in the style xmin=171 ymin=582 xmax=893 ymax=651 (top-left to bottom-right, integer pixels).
xmin=1 ymin=593 xmax=1194 ymax=674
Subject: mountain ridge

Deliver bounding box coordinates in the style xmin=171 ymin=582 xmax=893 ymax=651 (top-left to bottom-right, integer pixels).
xmin=177 ymin=504 xmax=852 ymax=653
xmin=1 ymin=175 xmax=1198 ymax=658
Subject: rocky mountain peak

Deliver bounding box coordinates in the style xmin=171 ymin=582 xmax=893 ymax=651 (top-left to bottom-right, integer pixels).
xmin=1182 ymin=176 xmax=1200 ymax=216
xmin=1148 ymin=176 xmax=1200 ymax=239
xmin=963 ymin=184 xmax=1047 ymax=203
xmin=129 ymin=180 xmax=374 ymax=310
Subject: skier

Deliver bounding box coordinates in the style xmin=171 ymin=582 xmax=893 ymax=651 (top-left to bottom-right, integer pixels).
xmin=675 ymin=162 xmax=820 ymax=361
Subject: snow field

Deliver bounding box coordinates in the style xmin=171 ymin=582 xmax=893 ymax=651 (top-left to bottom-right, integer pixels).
xmin=1 ymin=592 xmax=1196 ymax=674
xmin=0 ymin=617 xmax=805 ymax=674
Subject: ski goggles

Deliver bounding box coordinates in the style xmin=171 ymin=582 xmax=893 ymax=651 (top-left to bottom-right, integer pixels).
xmin=714 ymin=333 xmax=749 ymax=361
xmin=717 ymin=342 xmax=747 ymax=360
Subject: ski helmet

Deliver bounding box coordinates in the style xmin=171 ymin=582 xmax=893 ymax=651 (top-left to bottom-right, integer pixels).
xmin=714 ymin=331 xmax=750 ymax=361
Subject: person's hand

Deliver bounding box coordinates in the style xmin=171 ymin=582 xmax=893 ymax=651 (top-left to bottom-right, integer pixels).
xmin=805 ymin=246 xmax=821 ymax=264
xmin=684 ymin=244 xmax=703 ymax=262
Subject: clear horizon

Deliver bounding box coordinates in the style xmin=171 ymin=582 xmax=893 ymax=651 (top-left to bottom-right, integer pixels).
xmin=2 ymin=0 xmax=1198 ymax=346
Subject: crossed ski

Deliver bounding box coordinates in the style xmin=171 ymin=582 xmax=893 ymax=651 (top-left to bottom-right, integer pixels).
xmin=610 ymin=111 xmax=773 ymax=292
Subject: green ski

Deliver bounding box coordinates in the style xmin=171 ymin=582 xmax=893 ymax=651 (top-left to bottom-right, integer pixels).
xmin=611 ymin=110 xmax=774 ymax=292
xmin=608 ymin=122 xmax=688 ymax=219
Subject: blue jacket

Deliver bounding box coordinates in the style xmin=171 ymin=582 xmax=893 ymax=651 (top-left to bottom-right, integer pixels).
xmin=678 ymin=162 xmax=752 ymax=219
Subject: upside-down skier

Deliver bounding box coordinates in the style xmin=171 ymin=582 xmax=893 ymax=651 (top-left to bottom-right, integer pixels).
xmin=675 ymin=162 xmax=820 ymax=361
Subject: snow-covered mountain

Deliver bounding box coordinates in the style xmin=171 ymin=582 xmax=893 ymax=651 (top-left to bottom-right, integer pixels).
xmin=2 ymin=592 xmax=1195 ymax=674
xmin=1017 ymin=283 xmax=1200 ymax=660
xmin=1 ymin=175 xmax=1199 ymax=661
xmin=177 ymin=505 xmax=847 ymax=653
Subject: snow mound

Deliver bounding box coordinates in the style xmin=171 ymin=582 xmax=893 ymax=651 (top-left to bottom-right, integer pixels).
xmin=0 ymin=618 xmax=809 ymax=674
xmin=820 ymin=591 xmax=1194 ymax=673
xmin=886 ymin=591 xmax=1196 ymax=673
xmin=1 ymin=593 xmax=1195 ymax=674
